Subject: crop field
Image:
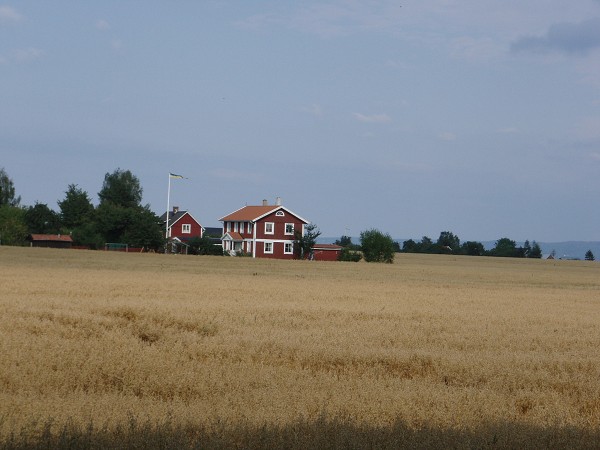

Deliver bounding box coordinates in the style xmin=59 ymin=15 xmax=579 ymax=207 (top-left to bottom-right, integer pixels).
xmin=1 ymin=246 xmax=599 ymax=449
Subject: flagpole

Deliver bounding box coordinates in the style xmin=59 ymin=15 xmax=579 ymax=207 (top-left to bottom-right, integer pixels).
xmin=166 ymin=173 xmax=171 ymax=249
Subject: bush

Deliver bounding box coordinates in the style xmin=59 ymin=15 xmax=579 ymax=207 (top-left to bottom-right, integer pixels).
xmin=360 ymin=229 xmax=395 ymax=263
xmin=338 ymin=247 xmax=362 ymax=262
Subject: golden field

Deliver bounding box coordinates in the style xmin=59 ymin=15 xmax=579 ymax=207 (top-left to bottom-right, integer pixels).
xmin=0 ymin=246 xmax=599 ymax=449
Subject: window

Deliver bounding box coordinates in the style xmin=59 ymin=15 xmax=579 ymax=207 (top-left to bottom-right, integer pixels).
xmin=227 ymin=222 xmax=231 ymax=232
xmin=234 ymin=222 xmax=238 ymax=232
xmin=285 ymin=223 xmax=294 ymax=235
xmin=248 ymin=222 xmax=253 ymax=234
xmin=265 ymin=222 xmax=274 ymax=234
xmin=284 ymin=242 xmax=293 ymax=254
xmin=182 ymin=224 xmax=191 ymax=234
xmin=276 ymin=211 xmax=285 ymax=217
xmin=264 ymin=242 xmax=273 ymax=253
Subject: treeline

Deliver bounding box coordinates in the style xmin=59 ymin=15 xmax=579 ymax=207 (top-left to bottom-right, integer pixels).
xmin=336 ymin=231 xmax=544 ymax=259
xmin=0 ymin=167 xmax=219 ymax=254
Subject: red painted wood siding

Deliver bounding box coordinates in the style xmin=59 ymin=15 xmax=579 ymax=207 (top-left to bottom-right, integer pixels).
xmin=170 ymin=213 xmax=203 ymax=239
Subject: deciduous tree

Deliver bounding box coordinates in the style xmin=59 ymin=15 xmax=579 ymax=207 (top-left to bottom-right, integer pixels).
xmin=360 ymin=228 xmax=395 ymax=263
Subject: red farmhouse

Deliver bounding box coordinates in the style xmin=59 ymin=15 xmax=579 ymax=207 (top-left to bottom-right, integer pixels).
xmin=159 ymin=207 xmax=204 ymax=243
xmin=220 ymin=199 xmax=308 ymax=259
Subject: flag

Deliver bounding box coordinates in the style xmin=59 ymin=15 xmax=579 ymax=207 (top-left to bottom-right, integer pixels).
xmin=169 ymin=173 xmax=185 ymax=179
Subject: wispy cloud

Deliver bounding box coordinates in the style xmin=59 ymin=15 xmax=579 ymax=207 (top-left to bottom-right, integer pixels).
xmin=96 ymin=19 xmax=111 ymax=31
xmin=0 ymin=5 xmax=22 ymax=23
xmin=353 ymin=112 xmax=391 ymax=123
xmin=439 ymin=132 xmax=457 ymax=141
xmin=13 ymin=47 xmax=43 ymax=63
xmin=511 ymin=18 xmax=600 ymax=55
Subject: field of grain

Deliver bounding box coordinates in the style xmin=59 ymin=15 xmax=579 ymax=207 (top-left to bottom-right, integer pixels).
xmin=1 ymin=246 xmax=599 ymax=448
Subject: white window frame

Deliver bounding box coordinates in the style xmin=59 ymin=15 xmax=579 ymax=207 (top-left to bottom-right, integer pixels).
xmin=182 ymin=224 xmax=191 ymax=234
xmin=284 ymin=242 xmax=293 ymax=254
xmin=234 ymin=222 xmax=238 ymax=232
xmin=285 ymin=223 xmax=294 ymax=235
xmin=265 ymin=222 xmax=274 ymax=234
xmin=227 ymin=222 xmax=231 ymax=232
xmin=248 ymin=222 xmax=253 ymax=233
xmin=276 ymin=211 xmax=285 ymax=217
xmin=264 ymin=241 xmax=273 ymax=254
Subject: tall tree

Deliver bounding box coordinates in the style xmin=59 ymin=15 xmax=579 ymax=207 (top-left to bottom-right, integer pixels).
xmin=437 ymin=231 xmax=460 ymax=253
xmin=529 ymin=241 xmax=542 ymax=258
xmin=360 ymin=228 xmax=395 ymax=263
xmin=294 ymin=223 xmax=321 ymax=260
xmin=24 ymin=203 xmax=61 ymax=234
xmin=0 ymin=167 xmax=21 ymax=207
xmin=58 ymin=184 xmax=94 ymax=229
xmin=0 ymin=205 xmax=27 ymax=245
xmin=98 ymin=168 xmax=143 ymax=208
xmin=585 ymin=250 xmax=595 ymax=261
xmin=489 ymin=238 xmax=518 ymax=257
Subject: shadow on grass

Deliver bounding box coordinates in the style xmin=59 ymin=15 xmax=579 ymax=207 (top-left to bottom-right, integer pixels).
xmin=1 ymin=414 xmax=598 ymax=449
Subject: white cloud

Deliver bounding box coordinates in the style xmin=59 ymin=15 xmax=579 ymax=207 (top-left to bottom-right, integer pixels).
xmin=439 ymin=132 xmax=457 ymax=141
xmin=0 ymin=5 xmax=22 ymax=23
xmin=575 ymin=116 xmax=600 ymax=140
xmin=96 ymin=19 xmax=111 ymax=31
xmin=13 ymin=47 xmax=43 ymax=63
xmin=353 ymin=112 xmax=391 ymax=123
xmin=302 ymin=103 xmax=323 ymax=117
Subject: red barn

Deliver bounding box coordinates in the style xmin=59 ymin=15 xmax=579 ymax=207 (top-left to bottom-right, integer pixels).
xmin=28 ymin=234 xmax=73 ymax=249
xmin=311 ymin=243 xmax=343 ymax=261
xmin=220 ymin=199 xmax=308 ymax=259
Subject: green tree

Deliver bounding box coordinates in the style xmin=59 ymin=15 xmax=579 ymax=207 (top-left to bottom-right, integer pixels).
xmin=0 ymin=205 xmax=27 ymax=245
xmin=95 ymin=203 xmax=163 ymax=250
xmin=294 ymin=223 xmax=321 ymax=260
xmin=436 ymin=231 xmax=460 ymax=253
xmin=360 ymin=228 xmax=395 ymax=263
xmin=585 ymin=250 xmax=595 ymax=261
xmin=188 ymin=236 xmax=224 ymax=256
xmin=98 ymin=168 xmax=143 ymax=208
xmin=402 ymin=239 xmax=418 ymax=253
xmin=24 ymin=203 xmax=61 ymax=234
xmin=0 ymin=168 xmax=21 ymax=207
xmin=58 ymin=184 xmax=95 ymax=229
xmin=489 ymin=237 xmax=518 ymax=257
xmin=529 ymin=241 xmax=542 ymax=259
xmin=460 ymin=241 xmax=485 ymax=256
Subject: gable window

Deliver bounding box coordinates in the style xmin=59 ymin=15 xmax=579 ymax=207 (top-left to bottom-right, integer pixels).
xmin=284 ymin=242 xmax=293 ymax=254
xmin=265 ymin=222 xmax=274 ymax=234
xmin=182 ymin=224 xmax=191 ymax=234
xmin=285 ymin=223 xmax=294 ymax=235
xmin=276 ymin=211 xmax=285 ymax=217
xmin=264 ymin=241 xmax=273 ymax=254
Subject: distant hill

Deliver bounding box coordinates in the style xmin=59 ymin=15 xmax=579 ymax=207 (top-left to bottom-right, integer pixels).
xmin=318 ymin=237 xmax=599 ymax=260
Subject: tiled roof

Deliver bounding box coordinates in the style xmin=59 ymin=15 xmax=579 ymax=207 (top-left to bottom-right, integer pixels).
xmin=28 ymin=234 xmax=73 ymax=242
xmin=224 ymin=232 xmax=243 ymax=241
xmin=220 ymin=205 xmax=278 ymax=222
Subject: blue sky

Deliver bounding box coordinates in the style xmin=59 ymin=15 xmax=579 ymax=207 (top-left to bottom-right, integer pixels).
xmin=2 ymin=1 xmax=600 ymax=242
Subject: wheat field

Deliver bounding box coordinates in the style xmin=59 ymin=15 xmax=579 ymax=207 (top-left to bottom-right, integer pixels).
xmin=1 ymin=246 xmax=599 ymax=448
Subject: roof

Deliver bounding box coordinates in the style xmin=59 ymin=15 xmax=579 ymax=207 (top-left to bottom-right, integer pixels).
xmin=159 ymin=210 xmax=203 ymax=229
xmin=219 ymin=205 xmax=309 ymax=224
xmin=223 ymin=232 xmax=243 ymax=241
xmin=28 ymin=234 xmax=73 ymax=242
xmin=312 ymin=244 xmax=342 ymax=250
xmin=203 ymin=227 xmax=223 ymax=237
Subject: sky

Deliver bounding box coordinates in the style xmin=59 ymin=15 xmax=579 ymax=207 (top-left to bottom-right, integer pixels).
xmin=1 ymin=1 xmax=600 ymax=243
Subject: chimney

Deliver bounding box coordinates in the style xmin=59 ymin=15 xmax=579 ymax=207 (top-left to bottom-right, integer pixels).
xmin=275 ymin=196 xmax=282 ymax=206
xmin=262 ymin=199 xmax=268 ymax=206
xmin=173 ymin=206 xmax=179 ymax=214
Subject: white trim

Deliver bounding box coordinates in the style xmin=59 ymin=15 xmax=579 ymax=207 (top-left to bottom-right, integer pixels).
xmin=285 ymin=223 xmax=294 ymax=235
xmin=265 ymin=222 xmax=274 ymax=234
xmin=284 ymin=242 xmax=293 ymax=254
xmin=264 ymin=241 xmax=273 ymax=254
xmin=182 ymin=223 xmax=191 ymax=234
